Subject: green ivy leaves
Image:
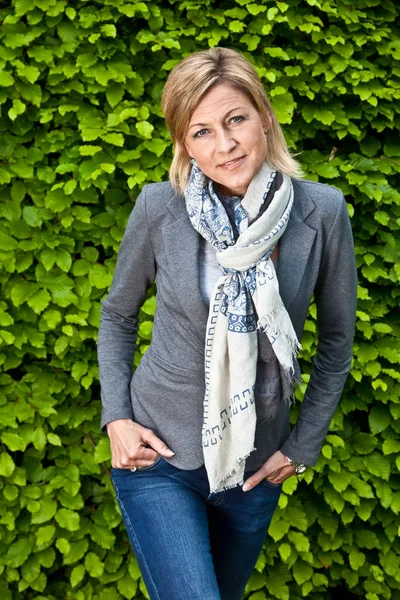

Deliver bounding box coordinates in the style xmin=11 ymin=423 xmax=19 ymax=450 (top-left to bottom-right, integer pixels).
xmin=0 ymin=0 xmax=399 ymax=599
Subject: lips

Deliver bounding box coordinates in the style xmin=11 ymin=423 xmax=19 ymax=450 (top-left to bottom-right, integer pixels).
xmin=219 ymin=155 xmax=246 ymax=169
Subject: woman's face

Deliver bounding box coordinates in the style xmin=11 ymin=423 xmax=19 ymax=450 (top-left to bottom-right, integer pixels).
xmin=184 ymin=82 xmax=270 ymax=197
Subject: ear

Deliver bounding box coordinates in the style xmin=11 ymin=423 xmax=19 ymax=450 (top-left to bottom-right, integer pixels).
xmin=262 ymin=112 xmax=272 ymax=132
xmin=184 ymin=142 xmax=192 ymax=159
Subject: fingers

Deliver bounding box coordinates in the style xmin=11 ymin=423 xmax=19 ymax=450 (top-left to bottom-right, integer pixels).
xmin=242 ymin=465 xmax=294 ymax=492
xmin=112 ymin=446 xmax=158 ymax=469
xmin=142 ymin=429 xmax=175 ymax=458
xmin=242 ymin=470 xmax=272 ymax=492
xmin=110 ymin=423 xmax=175 ymax=469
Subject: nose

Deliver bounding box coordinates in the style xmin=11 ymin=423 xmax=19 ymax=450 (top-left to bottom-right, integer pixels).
xmin=215 ymin=127 xmax=236 ymax=155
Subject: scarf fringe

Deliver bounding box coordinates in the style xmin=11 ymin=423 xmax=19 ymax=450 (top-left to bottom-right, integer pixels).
xmin=208 ymin=446 xmax=257 ymax=494
xmin=257 ymin=315 xmax=302 ymax=356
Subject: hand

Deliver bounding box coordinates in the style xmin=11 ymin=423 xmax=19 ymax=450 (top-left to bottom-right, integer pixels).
xmin=242 ymin=450 xmax=296 ymax=491
xmin=107 ymin=419 xmax=175 ymax=469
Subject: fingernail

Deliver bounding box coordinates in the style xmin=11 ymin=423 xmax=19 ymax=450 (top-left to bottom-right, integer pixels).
xmin=165 ymin=449 xmax=175 ymax=456
xmin=242 ymin=482 xmax=251 ymax=492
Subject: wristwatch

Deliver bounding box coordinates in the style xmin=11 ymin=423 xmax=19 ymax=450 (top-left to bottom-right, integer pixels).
xmin=285 ymin=455 xmax=307 ymax=475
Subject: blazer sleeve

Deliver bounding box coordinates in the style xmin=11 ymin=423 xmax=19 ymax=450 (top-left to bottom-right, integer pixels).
xmin=279 ymin=193 xmax=358 ymax=466
xmin=97 ymin=185 xmax=156 ymax=434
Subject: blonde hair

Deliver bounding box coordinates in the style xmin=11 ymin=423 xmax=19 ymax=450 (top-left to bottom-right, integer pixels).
xmin=161 ymin=47 xmax=304 ymax=195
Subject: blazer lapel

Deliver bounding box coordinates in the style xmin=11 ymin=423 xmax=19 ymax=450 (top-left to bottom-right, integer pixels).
xmin=278 ymin=180 xmax=317 ymax=310
xmin=163 ymin=195 xmax=210 ymax=333
xmin=162 ymin=178 xmax=317 ymax=332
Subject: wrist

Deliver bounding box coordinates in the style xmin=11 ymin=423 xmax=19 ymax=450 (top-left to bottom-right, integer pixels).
xmin=285 ymin=455 xmax=307 ymax=476
xmin=106 ymin=418 xmax=134 ymax=431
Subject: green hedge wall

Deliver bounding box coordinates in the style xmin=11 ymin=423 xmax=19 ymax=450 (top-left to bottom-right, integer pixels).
xmin=0 ymin=0 xmax=399 ymax=598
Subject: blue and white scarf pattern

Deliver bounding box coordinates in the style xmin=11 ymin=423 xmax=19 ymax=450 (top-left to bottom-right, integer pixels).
xmin=184 ymin=161 xmax=301 ymax=493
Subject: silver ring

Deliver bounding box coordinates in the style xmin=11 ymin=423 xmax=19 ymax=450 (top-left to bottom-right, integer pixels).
xmin=130 ymin=466 xmax=137 ymax=472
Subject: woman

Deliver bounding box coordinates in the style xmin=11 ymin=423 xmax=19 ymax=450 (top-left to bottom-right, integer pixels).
xmin=98 ymin=47 xmax=357 ymax=600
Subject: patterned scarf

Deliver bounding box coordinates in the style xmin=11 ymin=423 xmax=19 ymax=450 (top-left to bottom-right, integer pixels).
xmin=184 ymin=160 xmax=301 ymax=494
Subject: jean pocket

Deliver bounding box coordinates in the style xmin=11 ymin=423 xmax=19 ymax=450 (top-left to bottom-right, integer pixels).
xmin=111 ymin=455 xmax=165 ymax=477
xmin=261 ymin=478 xmax=283 ymax=490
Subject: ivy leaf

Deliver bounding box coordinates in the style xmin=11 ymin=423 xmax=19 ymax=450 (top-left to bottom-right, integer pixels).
xmin=42 ymin=309 xmax=62 ymax=329
xmin=136 ymin=121 xmax=154 ymax=139
xmin=56 ymin=249 xmax=72 ymax=273
xmin=94 ymin=437 xmax=111 ymax=463
xmin=32 ymin=428 xmax=47 ymax=450
xmin=102 ymin=132 xmax=124 ymax=146
xmin=349 ymin=550 xmax=366 ymax=570
xmin=126 ymin=74 xmax=144 ymax=98
xmin=64 ymin=180 xmax=77 ymax=195
xmin=79 ymin=145 xmax=102 ymax=156
xmin=70 ymin=564 xmax=85 ymax=588
xmin=266 ymin=571 xmax=290 ymax=600
xmin=278 ymin=543 xmax=291 ymax=561
xmin=55 ymin=508 xmax=80 ymax=531
xmin=293 ymin=561 xmax=313 ymax=585
xmin=31 ymin=497 xmax=57 ymax=525
xmin=240 ymin=33 xmax=260 ymax=51
xmin=88 ymin=264 xmax=112 ymax=289
xmin=40 ymin=248 xmax=57 ymax=271
xmin=64 ymin=539 xmax=89 ymax=565
xmin=55 ymin=538 xmax=70 ymax=555
xmin=1 ymin=432 xmax=26 ymax=452
xmin=141 ymin=296 xmax=156 ymax=316
xmin=23 ymin=206 xmax=43 ymax=227
xmin=0 ymin=452 xmax=16 ymax=477
xmin=350 ymin=476 xmax=374 ymax=499
xmin=27 ymin=289 xmax=51 ymax=314
xmin=351 ymin=433 xmax=377 ymax=455
xmin=271 ymin=92 xmax=295 ymax=124
xmin=380 ymin=550 xmax=399 ymax=577
xmin=355 ymin=530 xmax=380 ymax=549
xmin=368 ymin=404 xmax=391 ymax=435
xmin=6 ymin=537 xmax=34 ymax=568
xmin=11 ymin=281 xmax=38 ymax=307
xmin=17 ymin=64 xmax=40 ymax=83
xmin=363 ymin=453 xmax=391 ymax=480
xmin=0 ymin=232 xmax=17 ymax=250
xmin=35 ymin=525 xmax=56 ymax=549
xmin=72 ymin=206 xmax=91 ymax=223
xmin=288 ymin=531 xmax=310 ymax=552
xmin=11 ymin=181 xmax=26 ymax=203
xmin=382 ymin=439 xmax=400 ymax=455
xmin=128 ymin=558 xmax=141 ymax=580
xmin=0 ymin=70 xmax=14 ymax=86
xmin=106 ymin=83 xmax=124 ymax=108
xmin=47 ymin=433 xmax=62 ymax=446
xmin=84 ymin=552 xmax=104 ymax=577
xmin=268 ymin=518 xmax=290 ymax=542
xmin=145 ymin=138 xmax=167 ymax=157
xmin=101 ymin=24 xmax=116 ymax=37
xmin=8 ymin=99 xmax=26 ymax=121
xmin=117 ymin=573 xmax=138 ymax=598
xmin=90 ymin=524 xmax=116 ymax=549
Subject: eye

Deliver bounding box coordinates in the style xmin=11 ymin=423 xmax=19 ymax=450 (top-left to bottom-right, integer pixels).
xmin=231 ymin=115 xmax=244 ymax=124
xmin=193 ymin=129 xmax=208 ymax=138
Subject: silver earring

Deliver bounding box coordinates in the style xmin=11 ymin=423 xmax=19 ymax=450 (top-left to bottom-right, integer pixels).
xmin=190 ymin=158 xmax=195 ymax=165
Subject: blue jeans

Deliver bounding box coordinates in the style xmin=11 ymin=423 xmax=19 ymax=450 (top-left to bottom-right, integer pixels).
xmin=111 ymin=456 xmax=282 ymax=600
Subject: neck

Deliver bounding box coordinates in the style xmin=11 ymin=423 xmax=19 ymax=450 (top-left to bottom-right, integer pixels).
xmin=214 ymin=182 xmax=244 ymax=201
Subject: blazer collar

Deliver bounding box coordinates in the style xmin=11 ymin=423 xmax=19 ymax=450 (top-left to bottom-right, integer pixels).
xmin=162 ymin=178 xmax=316 ymax=334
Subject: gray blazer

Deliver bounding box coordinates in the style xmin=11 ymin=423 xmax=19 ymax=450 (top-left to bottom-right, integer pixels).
xmin=97 ymin=177 xmax=357 ymax=470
